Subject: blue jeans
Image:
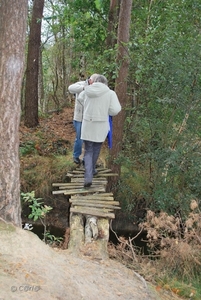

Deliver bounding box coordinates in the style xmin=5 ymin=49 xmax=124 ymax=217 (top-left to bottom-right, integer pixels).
xmin=83 ymin=140 xmax=102 ymax=184
xmin=73 ymin=120 xmax=83 ymax=159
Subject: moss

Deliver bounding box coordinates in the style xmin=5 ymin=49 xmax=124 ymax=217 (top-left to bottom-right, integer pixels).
xmin=0 ymin=219 xmax=16 ymax=233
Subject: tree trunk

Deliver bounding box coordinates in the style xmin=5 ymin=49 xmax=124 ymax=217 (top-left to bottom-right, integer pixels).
xmin=38 ymin=46 xmax=45 ymax=113
xmin=24 ymin=0 xmax=44 ymax=128
xmin=106 ymin=0 xmax=120 ymax=48
xmin=0 ymin=0 xmax=27 ymax=226
xmin=106 ymin=0 xmax=121 ymax=89
xmin=108 ymin=0 xmax=132 ymax=191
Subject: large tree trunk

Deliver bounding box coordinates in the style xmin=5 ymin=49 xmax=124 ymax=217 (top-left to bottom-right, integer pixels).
xmin=24 ymin=0 xmax=44 ymax=128
xmin=108 ymin=0 xmax=132 ymax=191
xmin=0 ymin=0 xmax=27 ymax=226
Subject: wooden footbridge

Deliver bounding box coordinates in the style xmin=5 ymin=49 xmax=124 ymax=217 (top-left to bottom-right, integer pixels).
xmin=52 ymin=166 xmax=120 ymax=258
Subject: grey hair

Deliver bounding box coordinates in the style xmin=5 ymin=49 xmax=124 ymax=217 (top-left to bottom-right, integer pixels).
xmin=94 ymin=74 xmax=108 ymax=86
xmin=90 ymin=73 xmax=99 ymax=82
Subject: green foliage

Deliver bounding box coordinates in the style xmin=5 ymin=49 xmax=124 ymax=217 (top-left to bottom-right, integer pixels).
xmin=43 ymin=231 xmax=63 ymax=246
xmin=120 ymin=0 xmax=201 ymax=216
xmin=19 ymin=141 xmax=37 ymax=156
xmin=42 ymin=0 xmax=111 ymax=98
xmin=20 ymin=191 xmax=62 ymax=246
xmin=21 ymin=191 xmax=52 ymax=221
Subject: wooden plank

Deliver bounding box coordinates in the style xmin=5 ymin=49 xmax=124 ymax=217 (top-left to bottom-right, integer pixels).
xmin=97 ymin=169 xmax=112 ymax=174
xmin=96 ymin=173 xmax=118 ymax=177
xmin=67 ymin=170 xmax=116 ymax=178
xmin=71 ymin=193 xmax=113 ymax=200
xmin=72 ymin=193 xmax=113 ymax=199
xmin=72 ymin=206 xmax=114 ymax=213
xmin=52 ymin=182 xmax=71 ymax=187
xmin=53 ymin=180 xmax=106 ymax=189
xmin=71 ymin=178 xmax=107 ymax=183
xmin=71 ymin=201 xmax=120 ymax=209
xmin=70 ymin=199 xmax=119 ymax=205
xmin=71 ymin=170 xmax=84 ymax=174
xmin=63 ymin=187 xmax=106 ymax=195
xmin=58 ymin=182 xmax=106 ymax=190
xmin=66 ymin=173 xmax=83 ymax=178
xmin=53 ymin=190 xmax=69 ymax=194
xmin=54 ymin=182 xmax=84 ymax=187
xmin=71 ymin=196 xmax=115 ymax=201
xmin=70 ymin=207 xmax=115 ymax=219
xmin=59 ymin=185 xmax=85 ymax=189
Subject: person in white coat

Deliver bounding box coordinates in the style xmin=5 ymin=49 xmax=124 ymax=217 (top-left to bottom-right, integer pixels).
xmin=68 ymin=74 xmax=98 ymax=164
xmin=78 ymin=75 xmax=121 ymax=187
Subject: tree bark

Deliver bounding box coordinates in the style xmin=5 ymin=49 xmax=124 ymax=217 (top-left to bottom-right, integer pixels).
xmin=24 ymin=0 xmax=44 ymax=127
xmin=108 ymin=0 xmax=132 ymax=191
xmin=106 ymin=0 xmax=120 ymax=49
xmin=0 ymin=0 xmax=27 ymax=226
xmin=106 ymin=0 xmax=121 ymax=89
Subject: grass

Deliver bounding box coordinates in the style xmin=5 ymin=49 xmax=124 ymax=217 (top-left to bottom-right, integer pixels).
xmin=20 ymin=153 xmax=74 ymax=196
xmin=157 ymin=276 xmax=201 ymax=299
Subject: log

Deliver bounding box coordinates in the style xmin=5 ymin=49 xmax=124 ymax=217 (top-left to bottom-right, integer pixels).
xmin=96 ymin=218 xmax=110 ymax=259
xmin=71 ymin=202 xmax=121 ymax=210
xmin=70 ymin=207 xmax=115 ymax=219
xmin=68 ymin=213 xmax=84 ymax=254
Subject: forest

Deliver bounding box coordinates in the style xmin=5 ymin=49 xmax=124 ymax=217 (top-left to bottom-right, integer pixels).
xmin=22 ymin=0 xmax=201 ymax=215
xmin=1 ymin=0 xmax=201 ymax=299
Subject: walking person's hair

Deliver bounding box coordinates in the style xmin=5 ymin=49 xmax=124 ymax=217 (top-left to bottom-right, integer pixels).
xmin=94 ymin=75 xmax=108 ymax=86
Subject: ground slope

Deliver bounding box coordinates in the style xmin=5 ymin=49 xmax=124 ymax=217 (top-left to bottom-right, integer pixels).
xmin=0 ymin=219 xmax=182 ymax=300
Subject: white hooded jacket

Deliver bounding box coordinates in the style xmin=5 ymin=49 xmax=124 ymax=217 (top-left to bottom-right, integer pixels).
xmin=78 ymin=82 xmax=121 ymax=142
xmin=68 ymin=81 xmax=85 ymax=122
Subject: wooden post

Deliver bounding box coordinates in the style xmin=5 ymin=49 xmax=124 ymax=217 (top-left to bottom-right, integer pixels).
xmin=68 ymin=213 xmax=84 ymax=255
xmin=96 ymin=217 xmax=110 ymax=259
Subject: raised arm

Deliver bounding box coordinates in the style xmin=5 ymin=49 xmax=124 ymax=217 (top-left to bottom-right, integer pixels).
xmin=68 ymin=81 xmax=85 ymax=94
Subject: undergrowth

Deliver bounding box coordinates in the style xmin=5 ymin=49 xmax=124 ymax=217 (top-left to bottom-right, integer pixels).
xmin=108 ymin=199 xmax=201 ymax=300
xmin=20 ymin=154 xmax=73 ymax=196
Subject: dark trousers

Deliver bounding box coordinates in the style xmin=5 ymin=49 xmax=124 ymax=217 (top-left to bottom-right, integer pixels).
xmin=73 ymin=120 xmax=83 ymax=159
xmin=83 ymin=141 xmax=102 ymax=184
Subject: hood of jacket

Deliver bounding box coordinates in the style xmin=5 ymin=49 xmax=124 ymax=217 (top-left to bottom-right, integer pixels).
xmin=84 ymin=82 xmax=110 ymax=98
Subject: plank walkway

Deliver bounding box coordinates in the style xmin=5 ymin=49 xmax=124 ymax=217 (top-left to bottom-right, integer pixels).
xmin=52 ymin=167 xmax=120 ymax=219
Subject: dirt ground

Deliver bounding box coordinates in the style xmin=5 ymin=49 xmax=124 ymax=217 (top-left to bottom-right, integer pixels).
xmin=0 ymin=219 xmax=183 ymax=300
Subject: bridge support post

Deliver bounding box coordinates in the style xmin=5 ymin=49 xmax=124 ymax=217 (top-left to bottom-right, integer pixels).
xmin=68 ymin=213 xmax=84 ymax=254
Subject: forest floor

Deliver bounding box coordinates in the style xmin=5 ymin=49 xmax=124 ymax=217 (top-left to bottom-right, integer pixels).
xmin=0 ymin=219 xmax=183 ymax=300
xmin=5 ymin=106 xmax=184 ymax=300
